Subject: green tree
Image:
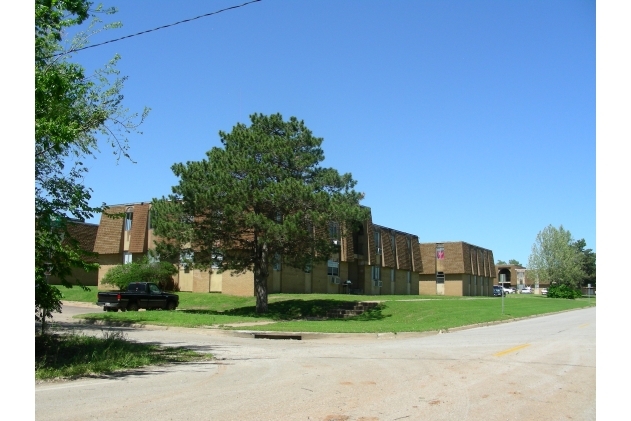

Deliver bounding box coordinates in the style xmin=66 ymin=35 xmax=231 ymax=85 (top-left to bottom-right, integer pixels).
xmin=572 ymin=239 xmax=596 ymax=288
xmin=152 ymin=113 xmax=368 ymax=313
xmin=496 ymin=260 xmax=507 ymax=265
xmin=101 ymin=257 xmax=178 ymax=291
xmin=35 ymin=0 xmax=148 ymax=330
xmin=527 ymin=225 xmax=585 ymax=290
xmin=508 ymin=259 xmax=522 ymax=266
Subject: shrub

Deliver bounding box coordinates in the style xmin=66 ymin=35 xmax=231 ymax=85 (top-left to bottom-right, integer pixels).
xmin=546 ymin=284 xmax=582 ymax=299
xmin=102 ymin=258 xmax=178 ymax=291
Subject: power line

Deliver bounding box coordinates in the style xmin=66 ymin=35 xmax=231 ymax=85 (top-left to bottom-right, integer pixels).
xmin=52 ymin=0 xmax=262 ymax=57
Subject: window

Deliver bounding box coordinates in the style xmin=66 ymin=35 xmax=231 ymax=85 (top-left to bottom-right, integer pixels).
xmin=147 ymin=252 xmax=159 ymax=264
xmin=149 ymin=284 xmax=160 ymax=294
xmin=407 ymin=271 xmax=411 ymax=284
xmin=273 ymin=253 xmax=282 ymax=271
xmin=374 ymin=230 xmax=381 ymax=254
xmin=124 ymin=208 xmax=133 ymax=231
xmin=436 ymin=272 xmax=445 ymax=284
xmin=436 ymin=243 xmax=444 ymax=260
xmin=372 ymin=266 xmax=381 ymax=281
xmin=123 ymin=252 xmax=132 ymax=264
xmin=211 ymin=254 xmax=223 ymax=269
xmin=327 ymin=260 xmax=339 ymax=276
xmin=391 ymin=269 xmax=395 ymax=283
xmin=180 ymin=251 xmax=194 ymax=273
xmin=329 ymin=222 xmax=339 ymax=239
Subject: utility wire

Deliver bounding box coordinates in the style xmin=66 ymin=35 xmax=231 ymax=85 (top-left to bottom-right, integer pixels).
xmin=51 ymin=0 xmax=262 ymax=57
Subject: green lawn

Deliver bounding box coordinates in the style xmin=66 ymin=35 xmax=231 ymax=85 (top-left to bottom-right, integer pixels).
xmin=71 ymin=287 xmax=595 ymax=333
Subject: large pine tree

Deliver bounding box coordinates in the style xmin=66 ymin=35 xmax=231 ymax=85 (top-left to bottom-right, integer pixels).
xmin=152 ymin=113 xmax=367 ymax=313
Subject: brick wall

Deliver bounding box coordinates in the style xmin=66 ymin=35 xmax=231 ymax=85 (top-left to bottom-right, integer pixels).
xmin=281 ymin=266 xmax=306 ymax=294
xmin=222 ymin=270 xmax=254 ymax=296
xmin=97 ymin=254 xmax=123 ymax=289
xmin=192 ymin=269 xmax=211 ymax=293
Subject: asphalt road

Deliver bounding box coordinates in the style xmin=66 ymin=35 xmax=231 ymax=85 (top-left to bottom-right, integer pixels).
xmin=36 ymin=306 xmax=596 ymax=421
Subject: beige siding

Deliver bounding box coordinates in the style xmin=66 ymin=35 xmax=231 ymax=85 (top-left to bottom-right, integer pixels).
xmin=281 ymin=266 xmax=307 ymax=294
xmin=97 ymin=254 xmax=122 ymax=289
xmin=222 ymin=270 xmax=254 ymax=296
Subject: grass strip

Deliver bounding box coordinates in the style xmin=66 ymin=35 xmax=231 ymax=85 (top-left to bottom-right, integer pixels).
xmin=35 ymin=331 xmax=212 ymax=380
xmin=77 ymin=294 xmax=594 ymax=333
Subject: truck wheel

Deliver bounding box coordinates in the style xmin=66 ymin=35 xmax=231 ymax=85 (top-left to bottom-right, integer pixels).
xmin=166 ymin=301 xmax=176 ymax=311
xmin=127 ymin=302 xmax=139 ymax=312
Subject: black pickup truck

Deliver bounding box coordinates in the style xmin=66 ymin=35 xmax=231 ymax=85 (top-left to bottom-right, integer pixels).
xmin=97 ymin=282 xmax=179 ymax=312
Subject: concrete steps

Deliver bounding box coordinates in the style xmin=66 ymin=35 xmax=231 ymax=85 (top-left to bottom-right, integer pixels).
xmin=326 ymin=301 xmax=379 ymax=319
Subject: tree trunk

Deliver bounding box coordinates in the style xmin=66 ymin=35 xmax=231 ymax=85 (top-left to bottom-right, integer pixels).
xmin=254 ymin=242 xmax=269 ymax=314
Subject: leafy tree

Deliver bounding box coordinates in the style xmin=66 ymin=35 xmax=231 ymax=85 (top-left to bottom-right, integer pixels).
xmin=101 ymin=257 xmax=178 ymax=291
xmin=546 ymin=284 xmax=582 ymax=299
xmin=35 ymin=0 xmax=148 ymax=330
xmin=152 ymin=113 xmax=368 ymax=313
xmin=508 ymin=259 xmax=522 ymax=266
xmin=496 ymin=260 xmax=507 ymax=265
xmin=527 ymin=225 xmax=585 ymax=290
xmin=572 ymin=239 xmax=596 ymax=288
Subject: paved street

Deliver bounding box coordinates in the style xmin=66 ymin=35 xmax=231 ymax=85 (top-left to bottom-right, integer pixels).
xmin=36 ymin=306 xmax=595 ymax=421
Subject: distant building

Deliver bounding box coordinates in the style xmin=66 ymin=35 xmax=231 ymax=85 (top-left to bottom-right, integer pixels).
xmin=419 ymin=242 xmax=496 ymax=296
xmin=496 ymin=264 xmax=527 ymax=289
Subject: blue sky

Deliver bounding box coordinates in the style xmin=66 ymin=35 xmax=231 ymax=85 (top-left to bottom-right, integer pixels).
xmin=67 ymin=0 xmax=595 ymax=266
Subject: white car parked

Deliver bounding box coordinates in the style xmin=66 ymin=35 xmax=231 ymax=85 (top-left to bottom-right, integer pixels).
xmin=521 ymin=286 xmax=532 ymax=294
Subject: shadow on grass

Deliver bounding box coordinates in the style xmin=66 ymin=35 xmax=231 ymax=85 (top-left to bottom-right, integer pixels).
xmin=35 ymin=332 xmax=215 ymax=381
xmin=182 ymin=299 xmax=389 ymax=321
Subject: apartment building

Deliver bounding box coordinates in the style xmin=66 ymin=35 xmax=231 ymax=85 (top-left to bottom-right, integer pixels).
xmin=257 ymin=209 xmax=422 ymax=296
xmin=88 ymin=202 xmax=496 ymax=297
xmin=419 ymin=242 xmax=496 ymax=296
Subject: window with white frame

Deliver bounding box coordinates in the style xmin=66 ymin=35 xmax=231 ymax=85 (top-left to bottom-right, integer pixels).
xmin=124 ymin=208 xmax=133 ymax=231
xmin=327 ymin=260 xmax=339 ymax=276
xmin=123 ymin=252 xmax=132 ymax=264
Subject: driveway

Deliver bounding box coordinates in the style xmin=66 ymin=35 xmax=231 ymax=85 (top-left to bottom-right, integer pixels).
xmin=36 ymin=305 xmax=595 ymax=421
